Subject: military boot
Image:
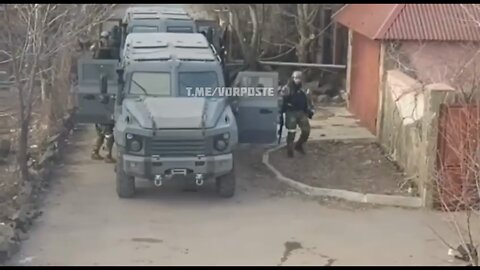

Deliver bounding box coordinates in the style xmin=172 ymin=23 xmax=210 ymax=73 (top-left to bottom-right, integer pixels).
xmin=286 ymin=133 xmax=296 ymax=158
xmin=104 ymin=155 xmax=116 ymax=163
xmin=91 ymin=151 xmax=103 ymax=160
xmin=294 ymin=142 xmax=306 ymax=155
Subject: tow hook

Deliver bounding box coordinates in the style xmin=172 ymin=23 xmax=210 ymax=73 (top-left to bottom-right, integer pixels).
xmin=154 ymin=175 xmax=163 ymax=187
xmin=195 ymin=174 xmax=204 ymax=186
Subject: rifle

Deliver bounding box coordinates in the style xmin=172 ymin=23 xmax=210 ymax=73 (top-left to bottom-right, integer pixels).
xmin=277 ymin=86 xmax=286 ymax=144
xmin=277 ymin=112 xmax=284 ymax=144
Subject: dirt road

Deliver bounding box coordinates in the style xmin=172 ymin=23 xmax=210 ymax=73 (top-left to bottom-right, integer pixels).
xmin=6 ymin=125 xmax=457 ymax=266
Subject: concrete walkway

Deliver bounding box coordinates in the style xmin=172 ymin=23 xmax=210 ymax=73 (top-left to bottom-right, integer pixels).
xmin=273 ymin=106 xmax=422 ymax=208
xmin=279 ymin=106 xmax=375 ymax=143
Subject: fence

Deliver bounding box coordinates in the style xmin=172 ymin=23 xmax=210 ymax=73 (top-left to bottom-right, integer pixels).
xmin=436 ymin=104 xmax=480 ymax=210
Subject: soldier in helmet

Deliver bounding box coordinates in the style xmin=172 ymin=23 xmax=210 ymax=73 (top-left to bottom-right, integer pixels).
xmin=280 ymin=70 xmax=315 ymax=158
xmin=90 ymin=31 xmax=112 ymax=59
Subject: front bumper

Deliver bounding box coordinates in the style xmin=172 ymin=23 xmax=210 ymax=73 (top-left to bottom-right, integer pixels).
xmin=122 ymin=153 xmax=233 ymax=179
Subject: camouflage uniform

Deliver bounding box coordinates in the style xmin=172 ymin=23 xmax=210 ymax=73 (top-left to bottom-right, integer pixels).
xmin=90 ymin=31 xmax=116 ymax=163
xmin=91 ymin=123 xmax=115 ymax=163
xmin=280 ymin=71 xmax=314 ymax=157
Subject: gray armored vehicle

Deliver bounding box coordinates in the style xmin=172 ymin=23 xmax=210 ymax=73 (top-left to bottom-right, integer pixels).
xmin=118 ymin=6 xmax=198 ymax=60
xmin=118 ymin=6 xmax=222 ymax=63
xmin=74 ymin=32 xmax=280 ymax=199
xmin=122 ymin=7 xmax=196 ymax=35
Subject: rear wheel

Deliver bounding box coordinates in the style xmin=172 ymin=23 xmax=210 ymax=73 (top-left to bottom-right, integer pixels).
xmin=215 ymin=169 xmax=236 ymax=198
xmin=116 ymin=154 xmax=135 ymax=198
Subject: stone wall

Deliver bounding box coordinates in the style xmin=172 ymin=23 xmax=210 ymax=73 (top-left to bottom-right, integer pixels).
xmin=379 ymin=69 xmax=454 ymax=206
xmin=379 ymin=70 xmax=424 ymax=187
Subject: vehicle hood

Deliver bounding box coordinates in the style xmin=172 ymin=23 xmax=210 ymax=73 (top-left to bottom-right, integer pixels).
xmin=123 ymin=97 xmax=227 ymax=129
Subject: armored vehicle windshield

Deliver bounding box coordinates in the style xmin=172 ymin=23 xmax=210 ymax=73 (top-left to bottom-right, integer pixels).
xmin=122 ymin=33 xmax=223 ymax=98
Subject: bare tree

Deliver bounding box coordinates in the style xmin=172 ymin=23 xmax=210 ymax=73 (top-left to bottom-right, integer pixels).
xmin=198 ymin=4 xmax=267 ymax=69
xmin=278 ymin=4 xmax=321 ymax=63
xmin=0 ymin=4 xmax=115 ymax=182
xmin=191 ymin=4 xmax=343 ymax=68
xmin=435 ymin=96 xmax=480 ymax=266
xmin=276 ymin=4 xmax=344 ymax=64
xmin=385 ymin=35 xmax=480 ymax=265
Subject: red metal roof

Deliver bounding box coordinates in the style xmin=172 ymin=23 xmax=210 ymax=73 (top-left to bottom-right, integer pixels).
xmin=333 ymin=4 xmax=480 ymax=41
xmin=332 ymin=4 xmax=399 ymax=40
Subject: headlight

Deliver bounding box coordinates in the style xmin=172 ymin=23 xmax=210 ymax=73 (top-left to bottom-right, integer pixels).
xmin=214 ymin=132 xmax=229 ymax=152
xmin=129 ymin=139 xmax=142 ymax=152
xmin=215 ymin=139 xmax=227 ymax=151
xmin=126 ymin=133 xmax=143 ymax=152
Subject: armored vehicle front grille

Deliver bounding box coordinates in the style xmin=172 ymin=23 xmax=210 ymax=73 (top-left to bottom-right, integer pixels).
xmin=149 ymin=139 xmax=206 ymax=157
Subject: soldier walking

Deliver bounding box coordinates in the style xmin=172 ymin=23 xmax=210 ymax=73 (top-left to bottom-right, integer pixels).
xmin=280 ymin=71 xmax=315 ymax=158
xmin=91 ymin=123 xmax=115 ymax=163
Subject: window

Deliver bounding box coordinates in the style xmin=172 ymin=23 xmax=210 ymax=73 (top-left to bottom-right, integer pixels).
xmin=167 ymin=26 xmax=193 ymax=33
xmin=131 ymin=25 xmax=159 ymax=33
xmin=129 ymin=72 xmax=170 ymax=96
xmin=178 ymin=72 xmax=219 ymax=97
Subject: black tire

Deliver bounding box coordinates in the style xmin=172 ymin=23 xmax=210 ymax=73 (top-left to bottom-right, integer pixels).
xmin=116 ymin=154 xmax=135 ymax=198
xmin=215 ymin=169 xmax=236 ymax=198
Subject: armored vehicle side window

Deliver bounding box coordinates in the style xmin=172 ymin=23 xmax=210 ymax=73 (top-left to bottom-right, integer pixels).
xmin=178 ymin=72 xmax=218 ymax=97
xmin=166 ymin=26 xmax=193 ymax=33
xmin=131 ymin=25 xmax=159 ymax=33
xmin=82 ymin=63 xmax=116 ymax=82
xmin=130 ymin=72 xmax=170 ymax=96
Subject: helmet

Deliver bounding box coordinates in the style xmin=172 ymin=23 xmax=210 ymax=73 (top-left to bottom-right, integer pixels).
xmin=100 ymin=31 xmax=109 ymax=38
xmin=292 ymin=70 xmax=303 ymax=84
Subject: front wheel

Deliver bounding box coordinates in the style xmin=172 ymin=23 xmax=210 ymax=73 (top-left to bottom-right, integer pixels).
xmin=215 ymin=169 xmax=236 ymax=198
xmin=116 ymin=154 xmax=136 ymax=198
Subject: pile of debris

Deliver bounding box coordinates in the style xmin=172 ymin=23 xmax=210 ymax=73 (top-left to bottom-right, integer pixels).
xmin=0 ymin=111 xmax=75 ymax=263
xmin=303 ymin=73 xmax=347 ymax=106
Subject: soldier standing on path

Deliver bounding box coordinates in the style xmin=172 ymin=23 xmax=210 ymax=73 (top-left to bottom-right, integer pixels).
xmin=89 ymin=30 xmax=116 ymax=163
xmin=280 ymin=71 xmax=315 ymax=158
xmin=91 ymin=123 xmax=115 ymax=163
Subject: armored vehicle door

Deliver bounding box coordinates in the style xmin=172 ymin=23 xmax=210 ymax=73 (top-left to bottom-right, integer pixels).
xmin=233 ymin=71 xmax=279 ymax=144
xmin=195 ymin=20 xmax=221 ymax=49
xmin=73 ymin=58 xmax=119 ymax=124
